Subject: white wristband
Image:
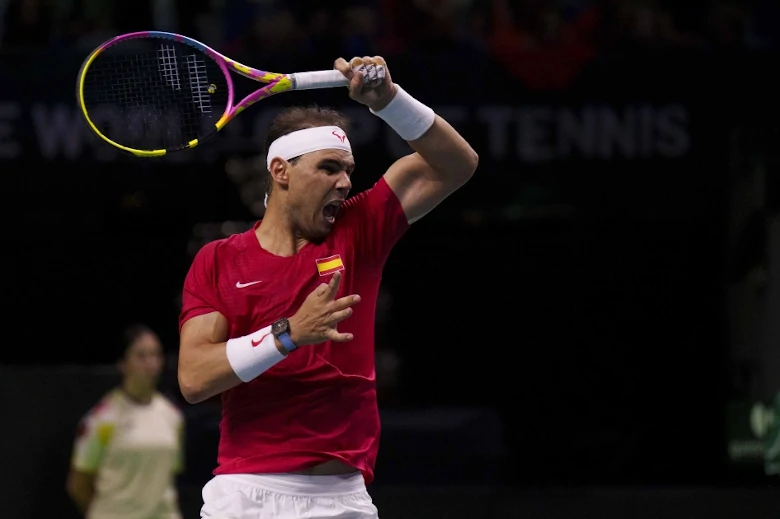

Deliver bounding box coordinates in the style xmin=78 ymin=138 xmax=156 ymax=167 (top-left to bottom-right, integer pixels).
xmin=225 ymin=325 xmax=287 ymax=383
xmin=370 ymin=84 xmax=435 ymax=141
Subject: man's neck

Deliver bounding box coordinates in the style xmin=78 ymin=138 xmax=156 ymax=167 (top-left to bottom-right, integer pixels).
xmin=256 ymin=206 xmax=308 ymax=257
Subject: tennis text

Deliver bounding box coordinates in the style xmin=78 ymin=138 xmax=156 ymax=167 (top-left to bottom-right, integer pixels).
xmin=0 ymin=102 xmax=690 ymax=163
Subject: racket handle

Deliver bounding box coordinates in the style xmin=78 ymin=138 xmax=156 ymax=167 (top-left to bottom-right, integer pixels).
xmin=290 ymin=70 xmax=350 ymax=90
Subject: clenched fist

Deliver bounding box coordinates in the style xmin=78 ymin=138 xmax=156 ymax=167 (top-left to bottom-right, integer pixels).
xmin=334 ymin=56 xmax=397 ymax=112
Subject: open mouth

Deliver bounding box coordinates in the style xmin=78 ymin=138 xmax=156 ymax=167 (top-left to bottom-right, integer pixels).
xmin=323 ymin=201 xmax=343 ymax=224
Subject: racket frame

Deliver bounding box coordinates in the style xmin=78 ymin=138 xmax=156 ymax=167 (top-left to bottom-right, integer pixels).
xmin=76 ymin=31 xmax=350 ymax=157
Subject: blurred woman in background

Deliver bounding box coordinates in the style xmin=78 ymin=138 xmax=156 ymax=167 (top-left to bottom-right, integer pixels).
xmin=66 ymin=324 xmax=184 ymax=519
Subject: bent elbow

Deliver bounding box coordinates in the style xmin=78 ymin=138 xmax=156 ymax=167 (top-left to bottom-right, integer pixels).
xmin=455 ymin=149 xmax=478 ymax=187
xmin=180 ymin=384 xmax=208 ymax=405
xmin=178 ymin=371 xmax=209 ymax=404
xmin=455 ymin=148 xmax=479 ymax=185
xmin=466 ymin=149 xmax=479 ymax=176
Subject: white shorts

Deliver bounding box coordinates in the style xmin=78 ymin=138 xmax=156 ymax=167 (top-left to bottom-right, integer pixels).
xmin=200 ymin=472 xmax=379 ymax=519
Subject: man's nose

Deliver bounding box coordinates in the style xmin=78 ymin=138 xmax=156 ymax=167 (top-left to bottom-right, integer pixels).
xmin=335 ymin=171 xmax=352 ymax=192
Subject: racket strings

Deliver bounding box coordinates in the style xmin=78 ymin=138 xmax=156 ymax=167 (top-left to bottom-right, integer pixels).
xmin=185 ymin=54 xmax=212 ymax=114
xmin=158 ymin=45 xmax=182 ymax=91
xmin=81 ymin=39 xmax=228 ymax=151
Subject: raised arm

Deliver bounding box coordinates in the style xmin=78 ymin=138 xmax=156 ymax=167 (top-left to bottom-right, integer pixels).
xmin=334 ymin=57 xmax=478 ymax=224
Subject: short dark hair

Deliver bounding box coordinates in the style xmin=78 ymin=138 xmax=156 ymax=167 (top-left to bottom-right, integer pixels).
xmin=118 ymin=323 xmax=155 ymax=360
xmin=263 ymin=105 xmax=350 ymax=200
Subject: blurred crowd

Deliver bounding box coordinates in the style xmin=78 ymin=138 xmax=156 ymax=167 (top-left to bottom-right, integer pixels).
xmin=1 ymin=0 xmax=777 ymax=90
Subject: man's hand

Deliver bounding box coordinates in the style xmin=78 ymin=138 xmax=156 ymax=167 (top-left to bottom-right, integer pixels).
xmin=288 ymin=271 xmax=360 ymax=346
xmin=334 ymin=56 xmax=397 ymax=112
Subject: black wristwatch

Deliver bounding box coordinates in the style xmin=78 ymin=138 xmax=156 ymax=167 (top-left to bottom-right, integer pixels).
xmin=271 ymin=318 xmax=297 ymax=354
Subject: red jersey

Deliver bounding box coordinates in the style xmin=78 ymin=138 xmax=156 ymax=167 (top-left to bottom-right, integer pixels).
xmin=179 ymin=177 xmax=408 ymax=484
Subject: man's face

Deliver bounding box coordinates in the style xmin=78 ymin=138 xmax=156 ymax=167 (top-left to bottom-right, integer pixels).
xmin=286 ymin=149 xmax=354 ymax=241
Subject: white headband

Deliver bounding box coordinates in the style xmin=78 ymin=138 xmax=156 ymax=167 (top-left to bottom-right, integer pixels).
xmin=266 ymin=125 xmax=352 ymax=170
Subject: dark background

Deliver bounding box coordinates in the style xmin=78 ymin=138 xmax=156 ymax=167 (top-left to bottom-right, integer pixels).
xmin=1 ymin=0 xmax=779 ymax=517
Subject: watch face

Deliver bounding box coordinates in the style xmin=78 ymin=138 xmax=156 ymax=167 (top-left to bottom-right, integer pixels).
xmin=272 ymin=318 xmax=289 ymax=336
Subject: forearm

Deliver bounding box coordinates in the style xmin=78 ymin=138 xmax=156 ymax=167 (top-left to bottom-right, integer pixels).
xmin=178 ymin=341 xmax=241 ymax=404
xmin=408 ymin=115 xmax=478 ymax=183
xmin=179 ymin=323 xmax=289 ymax=404
xmin=372 ymin=85 xmax=478 ymax=184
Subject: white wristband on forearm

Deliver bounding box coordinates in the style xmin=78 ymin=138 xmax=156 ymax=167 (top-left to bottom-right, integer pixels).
xmin=370 ymin=84 xmax=436 ymax=141
xmin=225 ymin=325 xmax=287 ymax=383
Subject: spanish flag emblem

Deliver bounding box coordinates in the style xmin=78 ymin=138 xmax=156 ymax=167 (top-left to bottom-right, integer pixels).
xmin=315 ymin=254 xmax=345 ymax=276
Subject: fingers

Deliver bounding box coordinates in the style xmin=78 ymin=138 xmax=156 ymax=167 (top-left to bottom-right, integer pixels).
xmin=362 ymin=56 xmax=385 ymax=88
xmin=337 ymin=56 xmax=363 ymax=94
xmin=329 ymin=307 xmax=354 ymax=324
xmin=349 ymin=56 xmax=365 ymax=71
xmin=316 ymin=270 xmax=341 ymax=297
xmin=350 ymin=70 xmax=364 ymax=96
xmin=325 ymin=271 xmax=342 ymax=299
xmin=346 ymin=56 xmax=387 ymax=93
xmin=333 ymin=57 xmax=353 ymax=80
xmin=323 ymin=328 xmax=354 ymax=342
xmin=331 ymin=294 xmax=361 ymax=311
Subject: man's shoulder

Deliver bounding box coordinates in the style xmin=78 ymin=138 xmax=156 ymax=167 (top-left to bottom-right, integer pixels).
xmin=192 ymin=229 xmax=251 ymax=266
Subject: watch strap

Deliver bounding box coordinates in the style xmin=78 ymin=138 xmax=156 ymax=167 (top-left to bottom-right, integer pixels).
xmin=276 ymin=332 xmax=297 ymax=353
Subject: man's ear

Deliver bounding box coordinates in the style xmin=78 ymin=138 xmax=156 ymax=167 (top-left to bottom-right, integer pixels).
xmin=268 ymin=157 xmax=290 ymax=189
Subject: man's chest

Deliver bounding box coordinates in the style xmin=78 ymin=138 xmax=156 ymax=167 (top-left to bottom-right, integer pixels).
xmin=216 ymin=245 xmax=359 ymax=333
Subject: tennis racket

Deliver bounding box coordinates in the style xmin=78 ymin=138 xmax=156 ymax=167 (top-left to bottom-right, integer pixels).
xmin=76 ymin=31 xmax=378 ymax=157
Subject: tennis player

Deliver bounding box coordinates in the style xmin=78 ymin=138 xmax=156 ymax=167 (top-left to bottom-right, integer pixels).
xmin=178 ymin=55 xmax=478 ymax=518
xmin=67 ymin=324 xmax=184 ymax=519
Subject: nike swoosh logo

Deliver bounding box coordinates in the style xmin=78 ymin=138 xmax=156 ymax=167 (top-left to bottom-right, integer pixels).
xmin=251 ymin=333 xmax=271 ymax=347
xmin=236 ymin=281 xmax=262 ymax=288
